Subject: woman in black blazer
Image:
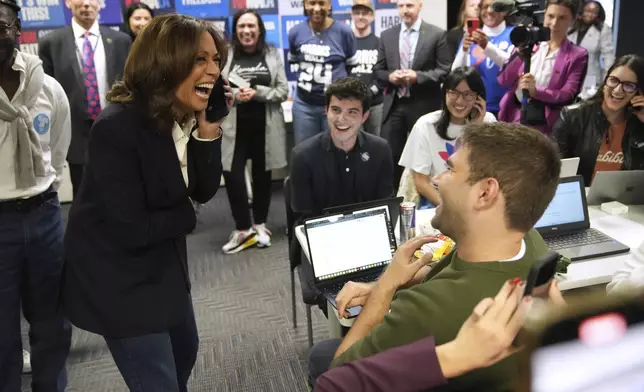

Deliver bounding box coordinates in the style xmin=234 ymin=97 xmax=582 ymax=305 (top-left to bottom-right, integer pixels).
xmin=63 ymin=15 xmax=232 ymax=391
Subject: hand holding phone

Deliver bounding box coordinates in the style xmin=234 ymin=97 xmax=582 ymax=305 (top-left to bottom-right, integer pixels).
xmin=469 ymin=96 xmax=486 ymax=122
xmin=466 ymin=18 xmax=480 ymax=36
xmin=205 ymin=76 xmax=230 ymax=124
xmin=524 ymin=251 xmax=560 ymax=297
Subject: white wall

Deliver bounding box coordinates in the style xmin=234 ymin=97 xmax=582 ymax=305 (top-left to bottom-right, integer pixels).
xmin=420 ymin=0 xmax=448 ymax=30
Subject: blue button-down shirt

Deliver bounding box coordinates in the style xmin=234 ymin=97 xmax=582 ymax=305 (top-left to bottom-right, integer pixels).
xmin=398 ymin=17 xmax=422 ymax=68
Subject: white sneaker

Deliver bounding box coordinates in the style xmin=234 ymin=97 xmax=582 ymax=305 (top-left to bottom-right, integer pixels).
xmin=22 ymin=349 xmax=31 ymax=374
xmin=222 ymin=229 xmax=258 ymax=254
xmin=254 ymin=223 xmax=272 ymax=248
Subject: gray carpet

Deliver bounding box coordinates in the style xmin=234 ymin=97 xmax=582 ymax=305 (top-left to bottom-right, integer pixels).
xmin=20 ymin=186 xmax=330 ymax=391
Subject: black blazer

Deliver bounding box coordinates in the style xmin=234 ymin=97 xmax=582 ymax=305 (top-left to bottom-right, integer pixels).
xmin=289 ymin=131 xmax=393 ymax=218
xmin=63 ymin=102 xmax=222 ymax=338
xmin=38 ymin=26 xmax=131 ymax=164
xmin=375 ymin=21 xmax=451 ymax=123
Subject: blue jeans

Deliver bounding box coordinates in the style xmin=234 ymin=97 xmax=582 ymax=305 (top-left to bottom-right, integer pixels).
xmin=292 ymin=96 xmax=329 ymax=145
xmin=104 ymin=298 xmax=199 ymax=392
xmin=0 ymin=192 xmax=71 ymax=392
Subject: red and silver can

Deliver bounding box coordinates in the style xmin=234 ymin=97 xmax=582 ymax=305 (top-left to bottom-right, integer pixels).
xmin=399 ymin=202 xmax=416 ymax=243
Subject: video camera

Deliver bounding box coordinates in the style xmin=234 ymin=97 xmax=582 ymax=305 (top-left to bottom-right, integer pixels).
xmin=492 ymin=0 xmax=550 ymax=50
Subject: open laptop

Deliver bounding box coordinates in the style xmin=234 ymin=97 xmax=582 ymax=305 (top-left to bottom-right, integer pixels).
xmin=586 ymin=170 xmax=644 ymax=205
xmin=323 ymin=196 xmax=404 ymax=228
xmin=534 ymin=175 xmax=630 ymax=261
xmin=560 ymin=157 xmax=580 ymax=178
xmin=304 ymin=205 xmax=397 ymax=317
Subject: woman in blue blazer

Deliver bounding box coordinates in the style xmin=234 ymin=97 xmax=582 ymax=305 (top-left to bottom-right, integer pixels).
xmin=63 ymin=15 xmax=232 ymax=391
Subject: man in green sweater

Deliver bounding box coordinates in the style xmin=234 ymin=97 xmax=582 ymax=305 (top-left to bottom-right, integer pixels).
xmin=308 ymin=122 xmax=561 ymax=391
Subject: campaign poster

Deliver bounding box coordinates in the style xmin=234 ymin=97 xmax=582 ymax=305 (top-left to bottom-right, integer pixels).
xmin=230 ymin=0 xmax=277 ymax=15
xmin=175 ymin=0 xmax=229 ymax=18
xmin=331 ymin=0 xmax=354 ymax=14
xmin=17 ymin=29 xmax=39 ymax=56
xmin=63 ymin=0 xmax=123 ymax=25
xmin=374 ymin=0 xmax=396 ymax=9
xmin=17 ymin=0 xmax=67 ymax=29
xmin=280 ymin=14 xmax=306 ymax=50
xmin=206 ymin=17 xmax=230 ymax=37
xmin=374 ymin=7 xmax=400 ymax=36
xmin=277 ymin=0 xmax=302 ymax=16
xmin=121 ymin=0 xmax=175 ymax=15
xmin=262 ymin=14 xmax=280 ymax=47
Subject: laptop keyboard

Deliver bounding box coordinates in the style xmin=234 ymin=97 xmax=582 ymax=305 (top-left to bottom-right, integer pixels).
xmin=322 ymin=274 xmax=379 ymax=297
xmin=545 ymin=228 xmax=613 ymax=250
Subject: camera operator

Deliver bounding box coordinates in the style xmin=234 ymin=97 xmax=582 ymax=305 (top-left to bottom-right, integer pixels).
xmin=63 ymin=15 xmax=232 ymax=389
xmin=497 ymin=0 xmax=588 ymax=135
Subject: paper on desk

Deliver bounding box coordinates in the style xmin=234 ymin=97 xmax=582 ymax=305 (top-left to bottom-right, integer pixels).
xmin=592 ymin=214 xmax=644 ymax=248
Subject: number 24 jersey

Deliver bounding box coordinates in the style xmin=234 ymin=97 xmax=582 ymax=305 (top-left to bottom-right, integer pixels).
xmin=288 ymin=20 xmax=359 ymax=106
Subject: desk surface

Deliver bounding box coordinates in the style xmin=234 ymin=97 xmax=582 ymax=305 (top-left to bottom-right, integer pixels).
xmin=295 ymin=205 xmax=644 ymax=291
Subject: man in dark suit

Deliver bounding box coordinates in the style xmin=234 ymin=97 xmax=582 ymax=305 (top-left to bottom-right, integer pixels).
xmin=38 ymin=0 xmax=130 ymax=196
xmin=375 ymin=0 xmax=451 ymax=191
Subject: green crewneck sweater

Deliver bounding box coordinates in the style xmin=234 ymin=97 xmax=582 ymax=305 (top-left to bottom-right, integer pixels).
xmin=331 ymin=229 xmax=549 ymax=392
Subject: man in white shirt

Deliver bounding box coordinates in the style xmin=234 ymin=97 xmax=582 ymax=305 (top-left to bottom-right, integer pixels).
xmin=38 ymin=0 xmax=130 ymax=196
xmin=0 ymin=1 xmax=72 ymax=390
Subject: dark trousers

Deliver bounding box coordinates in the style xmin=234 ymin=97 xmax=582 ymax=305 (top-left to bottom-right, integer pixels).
xmin=0 ymin=193 xmax=71 ymax=392
xmin=104 ymin=298 xmax=199 ymax=392
xmin=381 ymin=97 xmax=430 ymax=192
xmin=308 ymin=338 xmax=342 ymax=388
xmin=222 ymin=114 xmax=272 ymax=231
xmin=68 ymin=163 xmax=84 ymax=198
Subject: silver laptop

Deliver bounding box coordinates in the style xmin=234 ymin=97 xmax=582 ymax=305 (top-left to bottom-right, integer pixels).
xmin=587 ymin=170 xmax=644 ymax=205
xmin=560 ymin=157 xmax=580 ymax=178
xmin=304 ymin=205 xmax=397 ymax=317
xmin=534 ymin=175 xmax=630 ymax=261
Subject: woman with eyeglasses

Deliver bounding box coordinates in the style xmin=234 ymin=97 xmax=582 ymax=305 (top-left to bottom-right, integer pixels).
xmin=398 ymin=67 xmax=496 ymax=207
xmin=552 ymin=54 xmax=644 ymax=186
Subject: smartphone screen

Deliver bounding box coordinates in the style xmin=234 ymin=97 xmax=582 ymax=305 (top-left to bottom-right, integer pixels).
xmin=205 ymin=77 xmax=229 ymax=123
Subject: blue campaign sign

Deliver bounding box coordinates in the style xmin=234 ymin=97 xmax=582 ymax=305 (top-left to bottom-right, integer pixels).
xmin=18 ymin=0 xmax=67 ymax=29
xmin=280 ymin=15 xmax=306 ymax=50
xmin=230 ymin=0 xmax=277 ymax=14
xmin=262 ymin=14 xmax=280 ymax=47
xmin=175 ymin=0 xmax=229 ymax=18
xmin=63 ymin=0 xmax=123 ymax=25
xmin=122 ymin=0 xmax=174 ymax=13
xmin=283 ymin=48 xmax=299 ymax=81
xmin=374 ymin=0 xmax=396 ymax=9
xmin=331 ymin=0 xmax=354 ymax=13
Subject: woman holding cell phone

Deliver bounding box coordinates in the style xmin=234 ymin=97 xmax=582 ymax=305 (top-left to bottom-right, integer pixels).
xmin=451 ymin=0 xmax=515 ymax=118
xmin=552 ymin=54 xmax=644 ymax=186
xmin=398 ymin=67 xmax=496 ymax=208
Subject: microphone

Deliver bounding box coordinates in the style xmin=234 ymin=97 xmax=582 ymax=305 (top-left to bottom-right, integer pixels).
xmin=491 ymin=0 xmax=516 ymax=13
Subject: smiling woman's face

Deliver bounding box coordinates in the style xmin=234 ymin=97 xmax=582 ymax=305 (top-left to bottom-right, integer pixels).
xmin=173 ymin=31 xmax=221 ymax=116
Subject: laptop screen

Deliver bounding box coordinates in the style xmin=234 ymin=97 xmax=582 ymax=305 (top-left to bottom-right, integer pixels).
xmin=534 ymin=179 xmax=586 ymax=229
xmin=305 ymin=206 xmax=396 ymax=282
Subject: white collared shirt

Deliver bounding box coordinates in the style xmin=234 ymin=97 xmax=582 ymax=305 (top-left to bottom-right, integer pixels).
xmin=172 ymin=115 xmax=197 ymax=187
xmin=71 ymin=19 xmax=107 ymax=110
xmin=398 ymin=17 xmax=422 ymax=68
xmin=0 ymin=51 xmax=71 ymax=200
xmin=515 ymin=42 xmax=559 ymax=102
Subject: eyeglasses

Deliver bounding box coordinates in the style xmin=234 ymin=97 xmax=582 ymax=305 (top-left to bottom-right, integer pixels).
xmin=447 ymin=89 xmax=478 ymax=102
xmin=606 ymin=76 xmax=639 ymax=94
xmin=0 ymin=19 xmax=16 ymax=36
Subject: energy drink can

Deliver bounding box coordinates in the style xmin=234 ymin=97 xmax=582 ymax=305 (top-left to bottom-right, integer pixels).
xmin=399 ymin=202 xmax=416 ymax=243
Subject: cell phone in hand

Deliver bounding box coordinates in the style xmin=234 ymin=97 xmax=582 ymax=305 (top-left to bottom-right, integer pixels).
xmin=469 ymin=107 xmax=480 ymax=121
xmin=205 ymin=76 xmax=229 ymax=123
xmin=466 ymin=18 xmax=480 ymax=35
xmin=524 ymin=250 xmax=560 ymax=296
